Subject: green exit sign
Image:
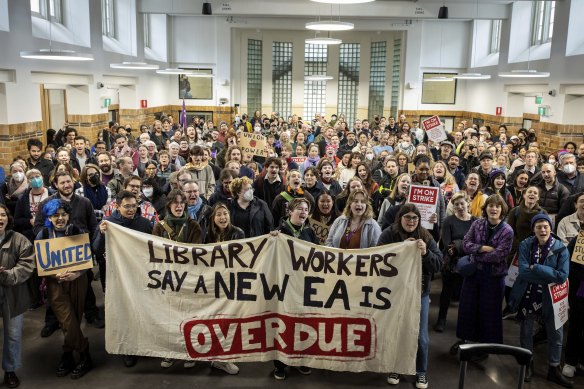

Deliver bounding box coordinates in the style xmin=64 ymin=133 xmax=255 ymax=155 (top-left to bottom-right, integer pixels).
xmin=535 ymin=96 xmax=543 ymax=104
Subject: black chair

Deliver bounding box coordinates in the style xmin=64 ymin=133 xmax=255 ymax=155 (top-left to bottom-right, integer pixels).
xmin=458 ymin=343 xmax=532 ymax=389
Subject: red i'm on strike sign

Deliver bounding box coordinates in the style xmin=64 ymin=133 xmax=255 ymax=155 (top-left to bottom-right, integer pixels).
xmin=407 ymin=185 xmax=439 ymax=230
xmin=549 ymin=280 xmax=569 ymax=330
xmin=422 ymin=115 xmax=447 ymax=144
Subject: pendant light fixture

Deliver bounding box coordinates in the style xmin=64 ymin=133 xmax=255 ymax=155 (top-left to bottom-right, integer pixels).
xmin=20 ymin=0 xmax=93 ymax=61
xmin=110 ymin=1 xmax=158 ymax=70
xmin=306 ymin=31 xmax=342 ymax=45
xmin=498 ymin=45 xmax=550 ymax=78
xmin=306 ymin=2 xmax=354 ymax=31
xmin=454 ymin=0 xmax=491 ymax=80
xmin=156 ymin=68 xmax=193 ymax=75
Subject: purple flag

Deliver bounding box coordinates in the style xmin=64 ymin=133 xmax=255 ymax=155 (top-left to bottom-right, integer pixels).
xmin=180 ymin=99 xmax=187 ymax=130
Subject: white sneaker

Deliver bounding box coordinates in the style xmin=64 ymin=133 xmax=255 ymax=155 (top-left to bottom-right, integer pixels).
xmin=160 ymin=358 xmax=174 ymax=368
xmin=211 ymin=361 xmax=239 ymax=375
xmin=562 ymin=364 xmax=576 ymax=378
xmin=387 ymin=373 xmax=400 ymax=385
xmin=416 ymin=374 xmax=429 ymax=389
xmin=183 ymin=361 xmax=196 ymax=369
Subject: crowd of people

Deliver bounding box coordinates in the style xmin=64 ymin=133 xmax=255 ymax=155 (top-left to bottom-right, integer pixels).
xmin=1 ymin=111 xmax=584 ymax=388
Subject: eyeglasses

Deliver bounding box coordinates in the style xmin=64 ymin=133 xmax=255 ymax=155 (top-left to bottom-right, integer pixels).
xmin=403 ymin=215 xmax=419 ymax=222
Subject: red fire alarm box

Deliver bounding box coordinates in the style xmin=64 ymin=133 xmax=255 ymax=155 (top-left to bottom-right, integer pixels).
xmin=495 ymin=106 xmax=502 ymax=116
xmin=140 ymin=100 xmax=148 ymax=108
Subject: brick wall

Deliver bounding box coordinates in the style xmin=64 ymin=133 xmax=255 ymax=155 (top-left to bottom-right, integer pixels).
xmin=0 ymin=122 xmax=43 ymax=169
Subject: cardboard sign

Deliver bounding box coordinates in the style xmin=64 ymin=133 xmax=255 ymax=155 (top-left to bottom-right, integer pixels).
xmin=571 ymin=230 xmax=584 ymax=265
xmin=291 ymin=157 xmax=307 ymax=164
xmin=407 ymin=185 xmax=439 ymax=230
xmin=308 ymin=217 xmax=330 ymax=245
xmin=34 ymin=234 xmax=93 ymax=276
xmin=239 ymin=132 xmax=269 ymax=158
xmin=549 ymin=280 xmax=569 ymax=330
xmin=504 ymin=254 xmax=519 ymax=288
xmin=407 ymin=163 xmax=416 ymax=175
xmin=422 ymin=116 xmax=447 ymax=144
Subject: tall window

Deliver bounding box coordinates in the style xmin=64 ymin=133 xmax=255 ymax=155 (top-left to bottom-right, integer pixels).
xmin=247 ymin=39 xmax=263 ymax=117
xmin=272 ymin=42 xmax=293 ymax=120
xmin=102 ymin=0 xmax=116 ymax=38
xmin=31 ymin=0 xmax=62 ymax=23
xmin=338 ymin=43 xmax=360 ymax=126
xmin=368 ymin=41 xmax=386 ymax=120
xmin=304 ymin=43 xmax=328 ymax=121
xmin=143 ymin=14 xmax=151 ymax=49
xmin=531 ymin=1 xmax=555 ymax=45
xmin=390 ymin=39 xmax=401 ymax=119
xmin=489 ymin=20 xmax=502 ymax=54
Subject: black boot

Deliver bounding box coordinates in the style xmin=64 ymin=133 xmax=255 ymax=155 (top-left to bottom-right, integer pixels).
xmin=56 ymin=352 xmax=75 ymax=377
xmin=547 ymin=365 xmax=574 ymax=388
xmin=433 ymin=318 xmax=446 ymax=333
xmin=524 ymin=360 xmax=534 ymax=382
xmin=70 ymin=351 xmax=93 ymax=379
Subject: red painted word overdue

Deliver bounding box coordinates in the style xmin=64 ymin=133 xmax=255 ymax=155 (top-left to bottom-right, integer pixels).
xmin=182 ymin=312 xmax=375 ymax=360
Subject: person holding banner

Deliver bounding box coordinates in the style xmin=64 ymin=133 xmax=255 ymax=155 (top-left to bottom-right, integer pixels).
xmin=0 ymin=203 xmax=35 ymax=388
xmin=35 ymin=199 xmax=93 ymax=379
xmin=377 ymin=203 xmax=442 ymax=389
xmin=272 ymin=197 xmax=317 ymax=380
xmin=508 ymin=214 xmax=572 ymax=387
xmin=326 ymin=189 xmax=381 ymax=249
xmin=455 ymin=194 xmax=513 ymax=352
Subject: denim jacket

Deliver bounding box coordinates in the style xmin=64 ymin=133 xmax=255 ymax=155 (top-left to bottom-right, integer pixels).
xmin=509 ymin=235 xmax=570 ymax=319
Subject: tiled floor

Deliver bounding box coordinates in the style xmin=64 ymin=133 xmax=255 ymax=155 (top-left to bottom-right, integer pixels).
xmin=7 ymin=279 xmax=584 ymax=388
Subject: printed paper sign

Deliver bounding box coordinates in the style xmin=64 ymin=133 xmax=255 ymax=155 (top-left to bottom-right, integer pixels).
xmin=407 ymin=185 xmax=439 ymax=230
xmin=549 ymin=280 xmax=569 ymax=330
xmin=308 ymin=217 xmax=330 ymax=245
xmin=104 ymin=223 xmax=422 ymax=374
xmin=422 ymin=116 xmax=447 ymax=144
xmin=291 ymin=156 xmax=307 ymax=164
xmin=505 ymin=254 xmax=519 ymax=288
xmin=571 ymin=231 xmax=584 ymax=265
xmin=239 ymin=132 xmax=269 ymax=157
xmin=34 ymin=234 xmax=93 ymax=276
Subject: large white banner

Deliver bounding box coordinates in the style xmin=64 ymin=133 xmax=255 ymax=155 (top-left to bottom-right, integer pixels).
xmin=104 ymin=223 xmax=421 ymax=374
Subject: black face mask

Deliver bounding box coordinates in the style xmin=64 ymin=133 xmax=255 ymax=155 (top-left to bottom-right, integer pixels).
xmin=89 ymin=175 xmax=101 ymax=186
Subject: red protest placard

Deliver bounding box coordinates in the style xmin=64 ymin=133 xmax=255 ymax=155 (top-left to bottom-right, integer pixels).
xmin=407 ymin=185 xmax=439 ymax=229
xmin=422 ymin=115 xmax=447 ymax=144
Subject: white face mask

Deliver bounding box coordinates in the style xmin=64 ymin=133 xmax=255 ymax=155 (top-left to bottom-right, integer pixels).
xmin=365 ymin=153 xmax=375 ymax=160
xmin=242 ymin=189 xmax=254 ymax=201
xmin=12 ymin=172 xmax=25 ymax=182
xmin=563 ymin=164 xmax=576 ymax=175
xmin=254 ymin=127 xmax=262 ymax=133
xmin=142 ymin=188 xmax=154 ymax=198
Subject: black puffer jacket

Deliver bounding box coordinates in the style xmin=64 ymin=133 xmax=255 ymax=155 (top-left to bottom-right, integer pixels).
xmin=377 ymin=226 xmax=442 ymax=297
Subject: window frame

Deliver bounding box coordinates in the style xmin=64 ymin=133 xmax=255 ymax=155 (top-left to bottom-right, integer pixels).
xmin=531 ymin=1 xmax=555 ymax=46
xmin=489 ymin=19 xmax=502 ymax=54
xmin=31 ymin=0 xmax=63 ymax=24
xmin=101 ymin=0 xmax=116 ymax=39
xmin=338 ymin=43 xmax=361 ymax=127
xmin=303 ymin=43 xmax=328 ymax=122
